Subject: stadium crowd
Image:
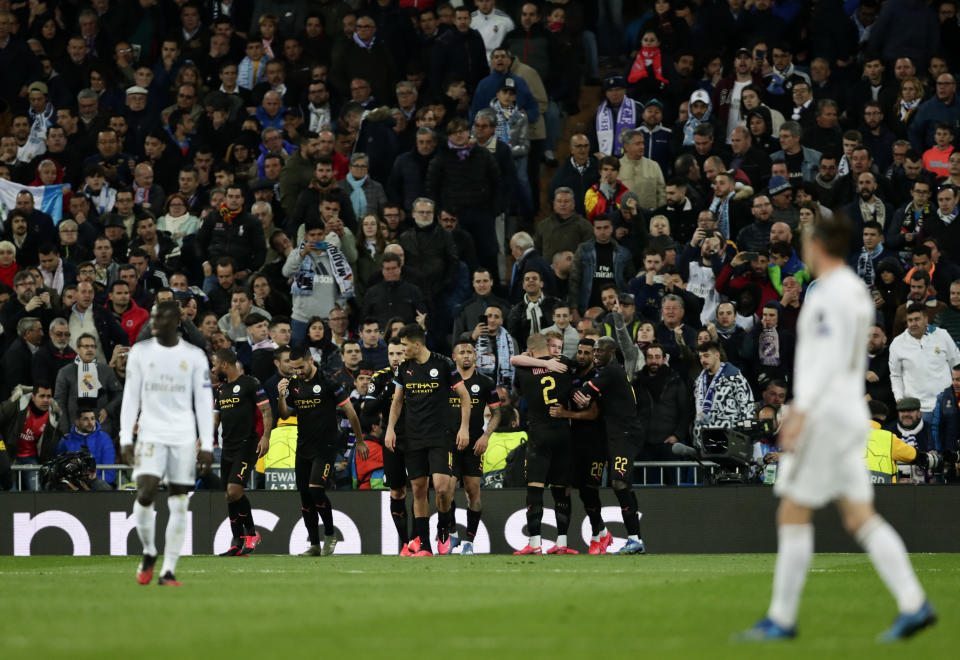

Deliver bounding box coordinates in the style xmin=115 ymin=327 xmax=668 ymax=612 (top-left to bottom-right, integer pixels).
xmin=1 ymin=0 xmax=960 ymax=492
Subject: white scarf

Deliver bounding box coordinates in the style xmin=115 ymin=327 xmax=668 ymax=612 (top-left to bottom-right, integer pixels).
xmin=42 ymin=260 xmax=64 ymax=294
xmin=899 ymin=99 xmax=920 ymax=122
xmin=75 ymin=356 xmax=100 ymax=398
xmin=308 ymin=102 xmax=331 ymax=132
xmin=596 ymin=98 xmax=637 ymax=157
xmin=524 ymin=294 xmax=544 ymax=335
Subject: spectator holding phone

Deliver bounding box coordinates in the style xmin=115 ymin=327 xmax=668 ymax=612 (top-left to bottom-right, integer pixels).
xmin=283 ymin=219 xmax=355 ymax=346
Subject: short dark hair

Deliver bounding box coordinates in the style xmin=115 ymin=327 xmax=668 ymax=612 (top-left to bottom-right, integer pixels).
xmin=244 ymin=312 xmax=268 ymax=326
xmin=289 ymin=346 xmax=310 ymax=361
xmin=215 ymin=348 xmax=238 ymax=365
xmin=397 ymin=323 xmax=425 ymax=343
xmin=905 ymin=301 xmax=927 ymax=317
xmin=697 ymin=340 xmax=721 ymax=354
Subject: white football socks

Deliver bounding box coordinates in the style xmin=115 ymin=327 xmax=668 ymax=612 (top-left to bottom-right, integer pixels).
xmin=556 ymin=534 xmax=567 ymax=548
xmin=856 ymin=515 xmax=926 ymax=614
xmin=529 ymin=535 xmax=541 ymax=549
xmin=767 ymin=523 xmax=814 ymax=628
xmin=133 ymin=500 xmax=157 ymax=556
xmin=160 ymin=495 xmax=189 ymax=576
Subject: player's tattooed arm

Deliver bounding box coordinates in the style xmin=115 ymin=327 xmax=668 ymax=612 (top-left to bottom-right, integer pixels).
xmin=256 ymin=401 xmax=273 ymax=457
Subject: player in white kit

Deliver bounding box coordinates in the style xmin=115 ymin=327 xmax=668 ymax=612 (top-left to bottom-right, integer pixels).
xmin=120 ymin=301 xmax=214 ymax=586
xmin=738 ymin=215 xmax=936 ymax=641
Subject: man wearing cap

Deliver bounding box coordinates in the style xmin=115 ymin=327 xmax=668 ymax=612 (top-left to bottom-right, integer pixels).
xmin=569 ymin=214 xmax=636 ymax=315
xmin=592 ymin=74 xmax=638 ymax=158
xmin=889 ymin=301 xmax=960 ymax=422
xmin=713 ymin=48 xmax=763 ymax=143
xmin=638 ymin=99 xmax=673 ymax=175
xmin=27 ymin=82 xmax=55 ymax=131
xmin=767 ymin=175 xmax=799 ymax=225
xmin=678 ymin=88 xmax=715 ymax=149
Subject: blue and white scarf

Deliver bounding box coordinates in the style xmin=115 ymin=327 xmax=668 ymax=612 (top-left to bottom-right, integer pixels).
xmin=476 ymin=327 xmax=515 ymax=387
xmin=709 ymin=191 xmax=734 ymax=239
xmin=596 ymin=97 xmax=637 ymax=157
xmin=345 ymin=173 xmax=367 ymax=218
xmin=857 ymin=243 xmax=883 ymax=287
xmin=493 ymin=100 xmax=518 ymax=146
xmin=237 ymin=56 xmax=268 ymax=89
xmin=291 ymin=241 xmax=355 ymax=299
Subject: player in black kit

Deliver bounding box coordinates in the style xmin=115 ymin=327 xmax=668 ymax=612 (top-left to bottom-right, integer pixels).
xmin=549 ymin=337 xmax=614 ymax=554
xmin=212 ymin=349 xmax=272 ymax=556
xmin=278 ymin=346 xmax=367 ymax=557
xmin=361 ymin=337 xmax=413 ymax=555
xmin=445 ymin=336 xmax=501 ymax=555
xmin=510 ymin=333 xmax=576 ymax=555
xmin=384 ymin=324 xmax=471 ymax=557
xmin=573 ymin=336 xmax=646 ymax=554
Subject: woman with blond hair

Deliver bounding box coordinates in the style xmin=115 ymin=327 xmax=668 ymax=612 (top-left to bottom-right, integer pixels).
xmin=891 ymin=76 xmax=925 ymax=139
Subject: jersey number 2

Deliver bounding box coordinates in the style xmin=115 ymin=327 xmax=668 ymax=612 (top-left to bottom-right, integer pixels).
xmin=540 ymin=376 xmax=557 ymax=405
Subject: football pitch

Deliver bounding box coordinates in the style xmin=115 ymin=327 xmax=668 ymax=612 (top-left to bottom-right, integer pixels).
xmin=0 ymin=553 xmax=955 ymax=659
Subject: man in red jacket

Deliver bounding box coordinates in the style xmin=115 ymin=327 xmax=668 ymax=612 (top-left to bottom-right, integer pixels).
xmin=106 ymin=280 xmax=150 ymax=344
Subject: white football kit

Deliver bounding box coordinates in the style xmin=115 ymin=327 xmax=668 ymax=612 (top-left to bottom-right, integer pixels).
xmin=120 ymin=338 xmax=215 ymax=485
xmin=774 ymin=266 xmax=875 ymax=508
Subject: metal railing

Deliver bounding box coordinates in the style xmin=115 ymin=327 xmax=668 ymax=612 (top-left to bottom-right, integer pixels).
xmin=8 ymin=462 xmax=727 ymax=491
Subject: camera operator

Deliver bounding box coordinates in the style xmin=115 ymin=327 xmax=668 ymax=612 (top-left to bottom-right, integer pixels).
xmin=55 ymin=405 xmax=117 ymax=487
xmin=42 ymin=449 xmax=111 ymax=491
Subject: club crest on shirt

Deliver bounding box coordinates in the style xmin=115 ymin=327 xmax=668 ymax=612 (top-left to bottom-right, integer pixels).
xmin=430 ymin=368 xmax=439 ymax=377
xmin=471 ymin=384 xmax=480 ymax=393
xmin=180 ymin=361 xmax=188 ymax=371
xmin=367 ymin=382 xmax=376 ymax=394
xmin=313 ymin=384 xmax=322 ymax=393
xmin=233 ymin=385 xmax=240 ymax=393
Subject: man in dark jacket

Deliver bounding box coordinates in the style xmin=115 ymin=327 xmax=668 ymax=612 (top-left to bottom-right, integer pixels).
xmin=0 ymin=271 xmax=56 ymax=341
xmin=398 ymin=198 xmax=460 ymax=303
xmin=360 ymin=253 xmax=425 ymax=328
xmin=451 ymin=267 xmax=510 ymax=344
xmin=633 ymin=343 xmax=691 ymax=475
xmin=501 ymin=3 xmax=551 ymax=84
xmin=0 ymin=317 xmax=43 ymax=401
xmin=425 ymin=118 xmax=501 ymax=283
xmin=32 ymin=319 xmax=77 ymax=389
xmin=430 ymin=7 xmax=489 ymax=95
xmin=388 ymin=127 xmax=437 ymax=214
xmin=507 ymin=269 xmax=560 ymax=351
xmin=290 ymin=159 xmax=357 ymax=235
xmin=549 ymin=134 xmax=599 ymax=217
xmin=197 ymin=185 xmax=266 ymax=286
xmin=331 ymin=16 xmax=399 ymax=106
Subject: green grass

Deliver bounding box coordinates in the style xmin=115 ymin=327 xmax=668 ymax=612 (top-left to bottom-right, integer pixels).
xmin=0 ymin=554 xmax=955 ymax=659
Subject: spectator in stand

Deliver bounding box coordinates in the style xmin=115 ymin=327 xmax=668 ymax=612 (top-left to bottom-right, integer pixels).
xmin=507 ymin=269 xmax=560 ymax=351
xmin=934 ymin=281 xmax=960 ymax=346
xmin=770 ymin=121 xmax=821 ymax=185
xmin=361 ymin=253 xmax=424 ymax=329
xmin=692 ymin=341 xmax=755 ymax=441
xmin=921 ymin=123 xmax=954 ymax=178
xmin=550 ymin=134 xmax=600 ymax=218
xmin=890 ymin=302 xmax=960 ymax=422
xmin=283 ymin=219 xmax=353 ymax=347
xmin=923 ymin=184 xmax=960 ymax=260
xmin=585 ymin=156 xmax=629 ymax=222
xmin=451 ymin=267 xmax=511 ymax=344
xmin=106 ymin=280 xmax=149 ymax=345
xmin=397 ymin=197 xmax=459 ymax=311
xmin=31 ymin=318 xmax=76 ymax=388
xmin=592 ymin=74 xmax=638 ymax=158
xmin=0 ymin=317 xmax=42 ymax=400
xmin=197 ymin=185 xmax=266 ymax=292
xmin=634 ymin=343 xmax=691 ymax=466
xmin=541 ymin=303 xmax=579 ymax=358
xmin=853 ymin=221 xmax=897 ymax=289
xmin=338 ymin=153 xmax=387 ymax=224
xmin=56 ymin=407 xmax=116 ymax=487
xmin=0 ymin=384 xmax=60 ymax=491
xmin=568 ymin=215 xmax=636 ymax=316
xmin=910 ymin=73 xmax=960 ymax=150
xmin=358 ymin=317 xmax=388 ymax=371
xmin=426 ymin=118 xmax=501 ymax=283
xmin=388 ymin=127 xmax=438 ymax=214
xmin=53 ymin=331 xmax=123 ymax=437
xmin=536 ymin=188 xmax=594 ymax=267
xmin=618 ymin=130 xmax=666 ymax=211
xmin=472 ymin=303 xmax=517 ymax=387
